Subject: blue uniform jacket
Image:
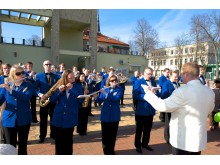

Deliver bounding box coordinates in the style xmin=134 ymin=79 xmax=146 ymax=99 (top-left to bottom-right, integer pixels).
xmin=161 ymin=80 xmax=178 ymax=99
xmin=35 ymin=72 xmax=60 ymax=96
xmin=133 ymin=78 xmax=159 ymax=116
xmin=198 ymin=75 xmax=206 ymax=85
xmin=50 ymin=84 xmax=84 ymax=128
xmin=130 ymin=76 xmax=138 ymax=86
xmin=95 ymin=86 xmax=123 ymax=122
xmin=158 ymin=74 xmax=168 ymax=88
xmin=0 ymin=81 xmax=33 ymax=127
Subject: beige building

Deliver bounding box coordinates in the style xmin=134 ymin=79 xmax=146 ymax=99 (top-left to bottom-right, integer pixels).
xmin=148 ymin=42 xmax=216 ymax=79
xmin=0 ymin=9 xmax=147 ymax=77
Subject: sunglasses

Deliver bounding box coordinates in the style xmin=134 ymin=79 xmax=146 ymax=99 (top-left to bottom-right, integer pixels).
xmin=44 ymin=64 xmax=52 ymax=66
xmin=110 ymin=79 xmax=117 ymax=82
xmin=15 ymin=71 xmax=25 ymax=76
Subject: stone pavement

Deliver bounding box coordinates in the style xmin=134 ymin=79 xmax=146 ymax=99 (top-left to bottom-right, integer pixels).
xmin=26 ymin=84 xmax=220 ymax=155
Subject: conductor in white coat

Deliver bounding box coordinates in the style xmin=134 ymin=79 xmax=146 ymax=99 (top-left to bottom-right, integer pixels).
xmin=143 ymin=62 xmax=215 ymax=155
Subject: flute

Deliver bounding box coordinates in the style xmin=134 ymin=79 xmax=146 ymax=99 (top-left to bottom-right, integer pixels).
xmin=0 ymin=76 xmax=31 ymax=88
xmin=77 ymin=83 xmax=119 ymax=98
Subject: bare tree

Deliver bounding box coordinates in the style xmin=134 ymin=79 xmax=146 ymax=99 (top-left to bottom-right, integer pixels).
xmin=133 ymin=18 xmax=159 ymax=56
xmin=174 ymin=33 xmax=190 ymax=71
xmin=26 ymin=35 xmax=41 ymax=46
xmin=190 ymin=11 xmax=220 ymax=78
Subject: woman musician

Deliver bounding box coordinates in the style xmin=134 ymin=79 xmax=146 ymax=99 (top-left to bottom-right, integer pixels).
xmin=0 ymin=63 xmax=11 ymax=144
xmin=0 ymin=65 xmax=34 ymax=155
xmin=50 ymin=69 xmax=84 ymax=155
xmin=76 ymin=72 xmax=93 ymax=135
xmin=92 ymin=75 xmax=123 ymax=155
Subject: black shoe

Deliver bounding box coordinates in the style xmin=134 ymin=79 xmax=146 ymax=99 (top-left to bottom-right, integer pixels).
xmin=142 ymin=145 xmax=154 ymax=151
xmin=39 ymin=138 xmax=45 ymax=143
xmin=136 ymin=147 xmax=142 ymax=153
xmin=79 ymin=133 xmax=87 ymax=136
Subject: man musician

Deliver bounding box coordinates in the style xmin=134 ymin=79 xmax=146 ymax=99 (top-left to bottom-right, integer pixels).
xmin=35 ymin=60 xmax=60 ymax=143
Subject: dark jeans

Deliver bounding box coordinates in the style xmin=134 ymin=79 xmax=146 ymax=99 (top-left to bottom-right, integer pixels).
xmin=134 ymin=115 xmax=153 ymax=148
xmin=101 ymin=121 xmax=119 ymax=155
xmin=54 ymin=126 xmax=74 ymax=155
xmin=172 ymin=146 xmax=201 ymax=155
xmin=39 ymin=103 xmax=55 ymax=139
xmin=3 ymin=123 xmax=30 ymax=155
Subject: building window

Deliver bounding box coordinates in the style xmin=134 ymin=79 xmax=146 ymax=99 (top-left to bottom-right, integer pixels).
xmin=163 ymin=60 xmax=166 ymax=65
xmin=185 ymin=48 xmax=188 ymax=54
xmin=151 ymin=61 xmax=154 ymax=66
xmin=190 ymin=48 xmax=194 ymax=53
xmin=175 ymin=50 xmax=178 ymax=54
xmin=175 ymin=59 xmax=178 ymax=65
xmin=171 ymin=50 xmax=174 ymax=54
xmin=170 ymin=59 xmax=173 ymax=65
xmin=190 ymin=58 xmax=193 ymax=62
xmin=185 ymin=58 xmax=188 ymax=63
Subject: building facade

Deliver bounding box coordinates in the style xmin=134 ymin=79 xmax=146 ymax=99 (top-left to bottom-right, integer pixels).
xmin=148 ymin=42 xmax=216 ymax=80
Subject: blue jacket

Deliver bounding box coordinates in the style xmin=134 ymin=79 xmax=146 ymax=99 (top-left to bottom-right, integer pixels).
xmin=161 ymin=80 xmax=179 ymax=99
xmin=0 ymin=81 xmax=33 ymax=127
xmin=198 ymin=75 xmax=206 ymax=85
xmin=133 ymin=78 xmax=159 ymax=116
xmin=50 ymin=84 xmax=84 ymax=128
xmin=130 ymin=76 xmax=139 ymax=86
xmin=158 ymin=74 xmax=169 ymax=88
xmin=95 ymin=86 xmax=123 ymax=122
xmin=35 ymin=72 xmax=60 ymax=96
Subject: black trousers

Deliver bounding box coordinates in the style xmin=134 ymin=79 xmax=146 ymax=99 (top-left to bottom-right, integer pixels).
xmin=0 ymin=122 xmax=6 ymax=144
xmin=2 ymin=123 xmax=30 ymax=155
xmin=30 ymin=95 xmax=37 ymax=122
xmin=101 ymin=121 xmax=119 ymax=155
xmin=159 ymin=112 xmax=165 ymax=122
xmin=77 ymin=107 xmax=89 ymax=135
xmin=172 ymin=146 xmax=201 ymax=155
xmin=164 ymin=112 xmax=171 ymax=143
xmin=54 ymin=126 xmax=74 ymax=155
xmin=39 ymin=103 xmax=55 ymax=139
xmin=134 ymin=115 xmax=153 ymax=148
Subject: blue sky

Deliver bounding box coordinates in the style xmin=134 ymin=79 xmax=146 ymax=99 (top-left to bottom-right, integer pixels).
xmin=1 ymin=9 xmax=217 ymax=47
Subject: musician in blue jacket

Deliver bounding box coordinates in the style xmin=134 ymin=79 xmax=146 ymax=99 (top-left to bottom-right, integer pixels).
xmin=93 ymin=75 xmax=123 ymax=155
xmin=161 ymin=70 xmax=180 ymax=144
xmin=158 ymin=68 xmax=170 ymax=122
xmin=133 ymin=67 xmax=160 ymax=153
xmin=130 ymin=70 xmax=140 ymax=111
xmin=25 ymin=61 xmax=38 ymax=123
xmin=50 ymin=70 xmax=84 ymax=155
xmin=0 ymin=65 xmax=33 ymax=155
xmin=35 ymin=60 xmax=60 ymax=143
xmin=0 ymin=63 xmax=11 ymax=144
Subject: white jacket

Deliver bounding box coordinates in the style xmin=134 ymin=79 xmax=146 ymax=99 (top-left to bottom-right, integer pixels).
xmin=144 ymin=80 xmax=215 ymax=152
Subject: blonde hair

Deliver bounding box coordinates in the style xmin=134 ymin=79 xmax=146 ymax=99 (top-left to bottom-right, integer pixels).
xmin=181 ymin=62 xmax=199 ymax=77
xmin=8 ymin=65 xmax=25 ymax=82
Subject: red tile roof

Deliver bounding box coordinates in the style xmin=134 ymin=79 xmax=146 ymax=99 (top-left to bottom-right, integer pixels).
xmin=83 ymin=32 xmax=129 ymax=47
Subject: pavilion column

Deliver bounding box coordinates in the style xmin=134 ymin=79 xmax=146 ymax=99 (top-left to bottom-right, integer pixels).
xmin=51 ymin=9 xmax=60 ymax=66
xmin=89 ymin=9 xmax=97 ymax=70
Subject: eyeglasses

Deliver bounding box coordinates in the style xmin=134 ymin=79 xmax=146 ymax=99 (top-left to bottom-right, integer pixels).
xmin=110 ymin=79 xmax=117 ymax=82
xmin=44 ymin=64 xmax=52 ymax=66
xmin=15 ymin=71 xmax=25 ymax=76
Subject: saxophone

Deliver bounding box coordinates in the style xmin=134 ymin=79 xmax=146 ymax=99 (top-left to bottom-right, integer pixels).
xmin=82 ymin=82 xmax=90 ymax=108
xmin=39 ymin=78 xmax=61 ymax=107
